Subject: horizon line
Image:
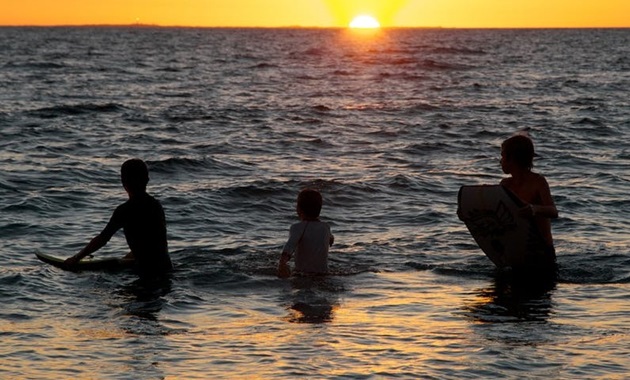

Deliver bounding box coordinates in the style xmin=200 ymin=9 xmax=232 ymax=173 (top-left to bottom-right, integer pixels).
xmin=1 ymin=24 xmax=629 ymax=30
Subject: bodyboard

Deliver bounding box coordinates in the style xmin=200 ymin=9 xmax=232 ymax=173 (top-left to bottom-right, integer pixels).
xmin=35 ymin=251 xmax=134 ymax=271
xmin=458 ymin=185 xmax=549 ymax=269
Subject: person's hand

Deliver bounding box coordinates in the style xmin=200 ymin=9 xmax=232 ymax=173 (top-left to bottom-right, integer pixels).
xmin=518 ymin=204 xmax=536 ymax=218
xmin=277 ymin=252 xmax=291 ymax=278
xmin=277 ymin=261 xmax=291 ymax=278
xmin=64 ymin=255 xmax=81 ymax=267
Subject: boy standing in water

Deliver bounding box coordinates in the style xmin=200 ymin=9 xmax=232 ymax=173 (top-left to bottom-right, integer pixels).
xmin=65 ymin=159 xmax=173 ymax=278
xmin=278 ymin=189 xmax=334 ymax=277
xmin=500 ymin=134 xmax=558 ymax=269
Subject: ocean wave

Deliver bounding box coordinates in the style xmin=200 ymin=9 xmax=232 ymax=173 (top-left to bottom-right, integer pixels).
xmin=377 ymin=72 xmax=429 ymax=82
xmin=429 ymin=46 xmax=486 ymax=55
xmin=403 ymin=141 xmax=451 ymax=155
xmin=249 ymin=63 xmax=279 ymax=69
xmin=0 ymin=222 xmax=32 ymax=238
xmin=0 ymin=178 xmax=19 ymax=192
xmin=160 ymin=104 xmax=215 ymax=122
xmin=386 ymin=57 xmax=418 ymax=65
xmin=155 ymin=91 xmax=194 ymax=99
xmin=26 ymin=103 xmax=126 ymax=119
xmin=155 ymin=66 xmax=184 ymax=73
xmin=558 ymin=252 xmax=626 ymax=284
xmin=407 ymin=102 xmax=441 ymax=112
xmin=3 ymin=61 xmax=66 ymax=70
xmin=147 ymin=157 xmax=218 ymax=174
xmin=574 ymin=117 xmax=606 ymax=127
xmin=216 ymin=179 xmax=292 ymax=199
xmin=0 ymin=271 xmax=24 ymax=288
xmin=310 ymin=105 xmax=332 ymax=112
xmin=331 ymin=69 xmax=353 ymax=76
xmin=296 ymin=47 xmax=326 ymax=57
xmin=294 ymin=74 xmax=319 ymax=80
xmin=418 ymin=59 xmax=471 ymax=71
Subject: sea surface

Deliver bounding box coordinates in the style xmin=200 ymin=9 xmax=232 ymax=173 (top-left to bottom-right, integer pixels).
xmin=0 ymin=27 xmax=629 ymax=379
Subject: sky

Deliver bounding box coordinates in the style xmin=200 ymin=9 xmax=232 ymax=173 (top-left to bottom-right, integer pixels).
xmin=1 ymin=0 xmax=629 ymax=28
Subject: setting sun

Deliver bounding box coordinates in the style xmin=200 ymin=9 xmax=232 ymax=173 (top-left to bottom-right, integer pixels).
xmin=0 ymin=0 xmax=628 ymax=28
xmin=349 ymin=15 xmax=381 ymax=29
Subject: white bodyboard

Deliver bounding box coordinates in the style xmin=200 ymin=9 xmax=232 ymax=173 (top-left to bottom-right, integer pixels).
xmin=458 ymin=185 xmax=549 ymax=269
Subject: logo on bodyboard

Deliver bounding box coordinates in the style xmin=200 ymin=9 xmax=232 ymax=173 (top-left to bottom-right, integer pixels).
xmin=464 ymin=200 xmax=517 ymax=238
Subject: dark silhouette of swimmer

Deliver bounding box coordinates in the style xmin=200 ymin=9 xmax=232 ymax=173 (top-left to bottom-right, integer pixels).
xmin=65 ymin=159 xmax=172 ymax=278
xmin=500 ymin=134 xmax=558 ymax=272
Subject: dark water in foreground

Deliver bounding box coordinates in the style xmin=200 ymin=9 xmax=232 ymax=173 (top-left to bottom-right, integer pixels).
xmin=0 ymin=27 xmax=629 ymax=378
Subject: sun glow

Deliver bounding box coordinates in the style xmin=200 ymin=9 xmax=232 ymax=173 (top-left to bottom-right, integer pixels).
xmin=0 ymin=1 xmax=629 ymax=27
xmin=349 ymin=15 xmax=381 ymax=29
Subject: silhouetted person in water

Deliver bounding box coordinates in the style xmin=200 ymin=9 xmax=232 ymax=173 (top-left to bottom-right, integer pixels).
xmin=278 ymin=189 xmax=334 ymax=278
xmin=500 ymin=134 xmax=558 ymax=273
xmin=65 ymin=158 xmax=172 ymax=278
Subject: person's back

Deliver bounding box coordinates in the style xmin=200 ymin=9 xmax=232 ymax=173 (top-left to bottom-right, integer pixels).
xmin=285 ymin=219 xmax=333 ymax=274
xmin=278 ymin=189 xmax=334 ymax=277
xmin=500 ymin=134 xmax=558 ymax=270
xmin=111 ymin=191 xmax=172 ymax=277
xmin=65 ymin=158 xmax=172 ymax=278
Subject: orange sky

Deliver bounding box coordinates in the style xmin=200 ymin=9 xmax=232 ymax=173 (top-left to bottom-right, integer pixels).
xmin=1 ymin=0 xmax=629 ymax=28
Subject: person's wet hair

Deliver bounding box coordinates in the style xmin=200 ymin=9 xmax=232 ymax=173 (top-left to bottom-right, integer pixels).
xmin=297 ymin=189 xmax=322 ymax=219
xmin=121 ymin=158 xmax=149 ymax=192
xmin=502 ymin=135 xmax=535 ymax=170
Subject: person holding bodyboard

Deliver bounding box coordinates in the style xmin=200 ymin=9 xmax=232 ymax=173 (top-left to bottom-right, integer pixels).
xmin=458 ymin=134 xmax=558 ymax=275
xmin=499 ymin=134 xmax=558 ymax=270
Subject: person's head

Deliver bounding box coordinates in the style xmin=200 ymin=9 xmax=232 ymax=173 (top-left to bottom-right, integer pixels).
xmin=501 ymin=134 xmax=535 ymax=172
xmin=296 ymin=189 xmax=323 ymax=220
xmin=121 ymin=158 xmax=149 ymax=194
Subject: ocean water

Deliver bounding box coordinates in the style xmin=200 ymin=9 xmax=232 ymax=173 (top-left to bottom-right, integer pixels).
xmin=0 ymin=27 xmax=629 ymax=379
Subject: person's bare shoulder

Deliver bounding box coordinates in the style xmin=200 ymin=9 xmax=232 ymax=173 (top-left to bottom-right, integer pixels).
xmin=530 ymin=172 xmax=550 ymax=186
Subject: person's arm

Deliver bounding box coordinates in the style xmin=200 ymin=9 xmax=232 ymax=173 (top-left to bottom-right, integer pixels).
xmin=279 ymin=251 xmax=291 ymax=264
xmin=279 ymin=224 xmax=302 ymax=259
xmin=537 ymin=177 xmax=558 ymax=218
xmin=278 ymin=224 xmax=301 ymax=278
xmin=522 ymin=176 xmax=558 ymax=219
xmin=277 ymin=251 xmax=291 ymax=278
xmin=528 ymin=203 xmax=558 ymax=219
xmin=65 ymin=234 xmax=108 ymax=266
xmin=64 ymin=207 xmax=121 ymax=266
